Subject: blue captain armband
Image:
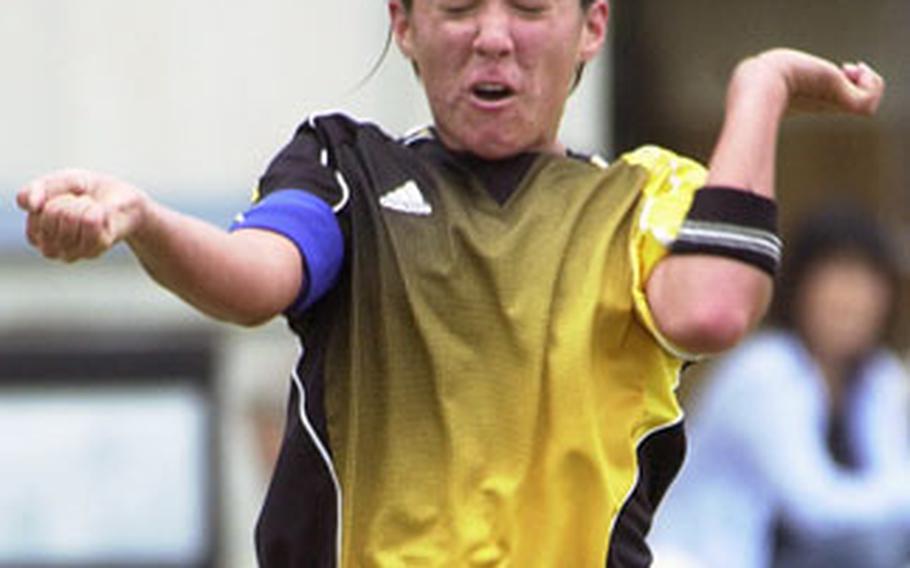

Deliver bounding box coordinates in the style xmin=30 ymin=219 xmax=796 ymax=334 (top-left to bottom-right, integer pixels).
xmin=230 ymin=190 xmax=344 ymax=315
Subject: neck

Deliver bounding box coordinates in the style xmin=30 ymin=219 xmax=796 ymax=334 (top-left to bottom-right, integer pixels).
xmin=812 ymin=350 xmax=854 ymax=411
xmin=432 ymin=127 xmax=566 ymax=160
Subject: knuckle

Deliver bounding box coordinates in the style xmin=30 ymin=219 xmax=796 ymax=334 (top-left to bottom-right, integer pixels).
xmin=38 ymin=215 xmax=57 ymax=236
xmin=41 ymin=199 xmax=59 ymax=215
xmin=85 ymin=215 xmax=105 ymax=235
xmin=60 ymin=205 xmax=79 ymax=224
xmin=83 ymin=207 xmax=106 ymax=235
xmin=44 ymin=197 xmax=69 ymax=216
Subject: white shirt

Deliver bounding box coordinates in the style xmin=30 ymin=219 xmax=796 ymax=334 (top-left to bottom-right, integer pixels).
xmin=649 ymin=331 xmax=910 ymax=568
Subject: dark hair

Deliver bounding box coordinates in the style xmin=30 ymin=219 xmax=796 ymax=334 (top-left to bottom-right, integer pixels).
xmin=772 ymin=204 xmax=902 ymax=342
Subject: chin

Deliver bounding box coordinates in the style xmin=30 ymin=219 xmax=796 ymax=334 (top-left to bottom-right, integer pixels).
xmin=461 ymin=132 xmax=539 ymax=160
xmin=470 ymin=145 xmax=521 ymax=160
xmin=440 ymin=114 xmax=553 ymax=159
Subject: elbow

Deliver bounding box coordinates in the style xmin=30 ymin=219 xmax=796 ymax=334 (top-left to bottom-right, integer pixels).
xmin=697 ymin=303 xmax=755 ymax=353
xmin=648 ymin=257 xmax=773 ymax=355
xmin=659 ymin=299 xmax=757 ymax=355
xmin=230 ymin=312 xmax=276 ymax=328
xmin=199 ymin=299 xmax=282 ymax=328
xmin=225 ymin=301 xmax=285 ymax=327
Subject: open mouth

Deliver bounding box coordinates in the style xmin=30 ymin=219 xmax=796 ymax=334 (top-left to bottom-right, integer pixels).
xmin=472 ymin=83 xmax=515 ymax=103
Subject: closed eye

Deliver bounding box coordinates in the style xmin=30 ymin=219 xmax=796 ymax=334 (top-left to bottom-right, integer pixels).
xmin=439 ymin=0 xmax=477 ymax=15
xmin=512 ymin=0 xmax=548 ymax=16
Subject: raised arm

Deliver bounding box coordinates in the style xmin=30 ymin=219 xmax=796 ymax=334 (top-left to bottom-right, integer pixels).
xmin=647 ymin=48 xmax=885 ymax=355
xmin=16 ymin=170 xmax=303 ymax=326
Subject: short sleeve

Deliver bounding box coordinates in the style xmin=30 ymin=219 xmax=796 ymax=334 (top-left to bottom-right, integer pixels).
xmin=254 ymin=119 xmax=342 ymax=203
xmin=624 ymin=145 xmax=708 ymax=360
xmin=230 ymin=117 xmax=354 ymax=316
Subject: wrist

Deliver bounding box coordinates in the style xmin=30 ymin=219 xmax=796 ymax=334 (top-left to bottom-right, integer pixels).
xmin=123 ymin=188 xmax=159 ymax=247
xmin=726 ymin=54 xmax=790 ymax=120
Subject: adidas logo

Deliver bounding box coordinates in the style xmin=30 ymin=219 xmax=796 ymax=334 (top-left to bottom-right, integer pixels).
xmin=379 ymin=180 xmax=432 ymax=216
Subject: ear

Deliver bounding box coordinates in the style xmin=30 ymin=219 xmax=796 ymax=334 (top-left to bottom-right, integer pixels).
xmin=388 ymin=0 xmax=415 ymax=59
xmin=579 ymin=0 xmax=609 ymax=63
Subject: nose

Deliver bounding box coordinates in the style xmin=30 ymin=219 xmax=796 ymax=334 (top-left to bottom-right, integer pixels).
xmin=472 ymin=6 xmax=514 ymax=59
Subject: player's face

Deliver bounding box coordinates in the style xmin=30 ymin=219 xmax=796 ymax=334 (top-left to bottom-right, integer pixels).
xmin=390 ymin=0 xmax=608 ymax=159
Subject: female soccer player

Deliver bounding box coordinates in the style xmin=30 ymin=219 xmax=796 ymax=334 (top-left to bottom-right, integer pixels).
xmin=17 ymin=0 xmax=884 ymax=565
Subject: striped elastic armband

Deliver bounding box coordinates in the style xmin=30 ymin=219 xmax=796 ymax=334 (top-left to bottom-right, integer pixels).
xmin=671 ymin=187 xmax=782 ymax=276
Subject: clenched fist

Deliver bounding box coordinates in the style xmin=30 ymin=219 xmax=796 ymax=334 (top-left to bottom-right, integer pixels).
xmin=732 ymin=48 xmax=885 ymax=117
xmin=17 ymin=170 xmax=148 ymax=262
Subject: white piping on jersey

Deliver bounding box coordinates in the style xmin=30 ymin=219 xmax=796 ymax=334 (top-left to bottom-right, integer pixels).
xmin=401 ymin=124 xmax=434 ymax=146
xmin=291 ymin=359 xmax=344 ymax=564
xmin=669 ymin=160 xmax=683 ymax=193
xmin=302 ymin=112 xmax=358 ymax=214
xmin=333 ymin=171 xmax=352 ymax=214
xmin=589 ymin=154 xmax=610 ymax=169
xmin=637 ymin=196 xmax=675 ymax=247
xmin=306 ymin=109 xmax=403 ymax=144
xmin=637 ymin=155 xmax=687 ymax=248
xmin=607 ymin=406 xmax=686 ymax=563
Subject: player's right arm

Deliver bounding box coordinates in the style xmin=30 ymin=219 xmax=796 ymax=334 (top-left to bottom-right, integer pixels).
xmin=17 ymin=169 xmax=302 ymax=326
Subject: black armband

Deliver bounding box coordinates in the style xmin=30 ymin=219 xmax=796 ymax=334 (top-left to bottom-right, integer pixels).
xmin=670 ymin=187 xmax=781 ymax=276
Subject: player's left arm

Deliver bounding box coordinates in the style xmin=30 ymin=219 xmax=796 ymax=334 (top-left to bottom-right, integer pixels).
xmin=647 ymin=48 xmax=885 ymax=355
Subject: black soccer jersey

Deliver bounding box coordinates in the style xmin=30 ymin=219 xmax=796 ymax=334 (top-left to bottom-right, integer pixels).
xmin=232 ymin=113 xmax=707 ymax=567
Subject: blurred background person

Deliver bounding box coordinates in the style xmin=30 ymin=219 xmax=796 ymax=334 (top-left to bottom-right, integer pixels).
xmin=649 ymin=205 xmax=910 ymax=568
